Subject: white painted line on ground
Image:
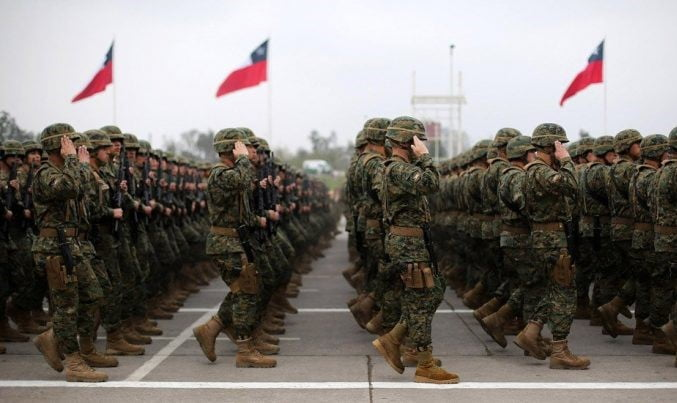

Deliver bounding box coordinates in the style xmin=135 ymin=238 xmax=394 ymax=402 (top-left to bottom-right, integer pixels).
xmin=299 ymin=289 xmax=319 ymax=293
xmin=150 ymin=336 xmax=300 ymax=342
xmin=178 ymin=308 xmax=472 ymax=314
xmin=125 ymin=303 xmax=220 ymax=382
xmin=1 ymin=381 xmax=676 ymax=390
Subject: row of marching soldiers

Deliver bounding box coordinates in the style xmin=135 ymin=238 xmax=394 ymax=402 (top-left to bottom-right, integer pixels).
xmin=0 ymin=124 xmax=338 ymax=381
xmin=432 ymin=126 xmax=676 ymax=368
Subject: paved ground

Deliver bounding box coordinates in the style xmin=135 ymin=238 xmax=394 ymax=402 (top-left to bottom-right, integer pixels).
xmin=0 ymin=229 xmax=675 ymax=402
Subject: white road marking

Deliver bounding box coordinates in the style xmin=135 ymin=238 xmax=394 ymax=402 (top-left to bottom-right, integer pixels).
xmin=178 ymin=308 xmax=472 ymax=314
xmin=125 ymin=303 xmax=220 ymax=382
xmin=0 ymin=381 xmax=675 ymax=390
xmin=150 ymin=336 xmax=301 ymax=342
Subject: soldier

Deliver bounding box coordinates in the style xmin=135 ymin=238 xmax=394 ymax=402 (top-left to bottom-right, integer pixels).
xmin=192 ymin=128 xmax=276 ymax=368
xmin=630 ymin=134 xmax=675 ymax=355
xmin=345 ymin=131 xmax=369 ymax=293
xmin=597 ymin=130 xmax=645 ymax=338
xmin=513 ymin=123 xmax=590 ymax=370
xmin=479 ymin=135 xmax=536 ymax=348
xmin=371 ymin=116 xmax=458 ymax=384
xmin=31 ymin=123 xmax=108 ymax=382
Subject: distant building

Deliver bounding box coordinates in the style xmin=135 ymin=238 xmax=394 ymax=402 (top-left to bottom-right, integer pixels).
xmin=302 ymin=159 xmax=332 ymax=175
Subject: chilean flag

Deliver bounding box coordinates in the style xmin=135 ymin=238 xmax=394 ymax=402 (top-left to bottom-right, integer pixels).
xmin=216 ymin=39 xmax=268 ymax=97
xmin=72 ymin=42 xmax=114 ymax=103
xmin=560 ymin=40 xmax=604 ymax=106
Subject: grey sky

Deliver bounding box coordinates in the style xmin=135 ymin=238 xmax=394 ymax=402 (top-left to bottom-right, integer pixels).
xmin=1 ymin=0 xmax=676 ymax=153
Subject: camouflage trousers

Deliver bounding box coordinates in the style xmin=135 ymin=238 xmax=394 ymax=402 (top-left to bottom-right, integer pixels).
xmin=590 ymin=237 xmax=623 ymax=309
xmin=510 ymin=247 xmax=546 ymax=321
xmin=254 ymin=247 xmax=277 ymax=319
xmin=117 ymin=229 xmax=142 ymax=320
xmin=7 ymin=231 xmax=42 ymax=311
xmin=92 ymin=233 xmax=123 ymax=333
xmin=649 ymin=251 xmax=676 ymax=328
xmin=531 ymin=248 xmax=576 ymax=340
xmin=576 ymin=238 xmax=597 ymax=301
xmin=82 ymin=240 xmax=121 ymax=334
xmin=34 ymin=252 xmax=103 ymax=354
xmin=495 ymin=246 xmax=524 ymax=306
xmin=214 ymin=253 xmax=260 ymax=338
xmin=618 ymin=248 xmax=654 ymax=320
xmin=400 ymin=272 xmax=445 ymax=349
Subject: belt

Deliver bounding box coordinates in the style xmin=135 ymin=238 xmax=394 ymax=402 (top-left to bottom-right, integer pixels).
xmin=654 ymin=225 xmax=677 ymax=235
xmin=210 ymin=226 xmax=239 ymax=237
xmin=634 ymin=222 xmax=653 ymax=231
xmin=389 ymin=226 xmax=424 ymax=238
xmin=39 ymin=227 xmax=78 ymax=238
xmin=580 ymin=215 xmax=611 ymax=224
xmin=473 ymin=213 xmax=494 ymax=222
xmin=501 ymin=224 xmax=530 ymax=235
xmin=611 ymin=217 xmax=634 ymax=225
xmin=531 ymin=222 xmax=564 ymax=232
xmin=366 ymin=219 xmax=381 ymax=229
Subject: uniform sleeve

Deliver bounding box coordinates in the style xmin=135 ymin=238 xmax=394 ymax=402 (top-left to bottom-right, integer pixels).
xmin=585 ymin=164 xmax=609 ymax=204
xmin=534 ymin=158 xmax=577 ymax=197
xmin=391 ymin=154 xmax=439 ymax=195
xmin=34 ymin=156 xmax=81 ymax=201
xmin=213 ymin=156 xmax=252 ymax=192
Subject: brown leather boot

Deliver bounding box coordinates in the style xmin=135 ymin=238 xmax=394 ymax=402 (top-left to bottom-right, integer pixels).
xmin=350 ymin=293 xmax=376 ymax=329
xmin=235 ymin=338 xmax=277 ymax=368
xmin=503 ymin=317 xmax=524 ymax=336
xmin=549 ymin=339 xmax=590 ymax=369
xmin=598 ymin=296 xmax=633 ymax=338
xmin=661 ymin=322 xmax=677 ymax=368
xmin=64 ymin=352 xmax=108 ymax=382
xmin=514 ymin=320 xmax=546 ymax=360
xmin=602 ymin=321 xmax=634 ymax=337
xmin=651 ymin=327 xmax=676 ymax=355
xmin=414 ymin=348 xmax=460 ymax=384
xmin=589 ymin=308 xmax=603 ymax=326
xmin=342 ymin=265 xmax=359 ymax=287
xmin=122 ymin=320 xmax=152 ymax=345
xmin=401 ymin=344 xmax=442 ymax=367
xmin=7 ymin=303 xmax=47 ymax=335
xmin=148 ymin=307 xmax=173 ymax=320
xmin=272 ymin=289 xmax=298 ymax=314
xmin=573 ymin=295 xmax=591 ymax=319
xmin=462 ymin=281 xmax=485 ymax=309
xmin=473 ymin=298 xmax=502 ymax=322
xmin=372 ymin=322 xmax=407 ymax=374
xmin=480 ymin=304 xmax=513 ymax=348
xmin=0 ymin=318 xmax=29 ymax=342
xmin=221 ymin=321 xmax=237 ymax=343
xmin=134 ymin=317 xmax=163 ymax=336
xmin=366 ymin=311 xmax=384 ymax=335
xmin=80 ymin=337 xmax=118 ymax=367
xmin=33 ymin=328 xmax=64 ymax=372
xmin=632 ymin=319 xmax=654 ymax=345
xmin=106 ymin=329 xmax=145 ymax=356
xmin=252 ymin=328 xmax=280 ymax=355
xmin=0 ymin=342 xmax=5 ymax=354
xmin=539 ymin=336 xmax=553 ymax=357
xmin=262 ymin=318 xmax=285 ymax=335
xmin=193 ymin=316 xmax=224 ymax=362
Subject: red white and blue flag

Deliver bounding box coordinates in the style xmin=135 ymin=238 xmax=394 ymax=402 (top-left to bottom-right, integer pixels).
xmin=560 ymin=40 xmax=604 ymax=106
xmin=216 ymin=39 xmax=268 ymax=97
xmin=72 ymin=42 xmax=114 ymax=103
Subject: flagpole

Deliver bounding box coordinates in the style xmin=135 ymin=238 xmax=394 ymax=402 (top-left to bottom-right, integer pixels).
xmin=267 ymin=37 xmax=272 ymax=146
xmin=603 ymin=38 xmax=607 ymax=134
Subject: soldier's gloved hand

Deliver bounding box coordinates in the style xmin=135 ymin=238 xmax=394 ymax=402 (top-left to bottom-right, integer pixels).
xmin=78 ymin=146 xmax=90 ymax=164
xmin=233 ymin=141 xmax=248 ymax=158
xmin=258 ymin=216 xmax=267 ymax=228
xmin=60 ymin=135 xmax=76 ymax=157
xmin=9 ymin=179 xmax=20 ymax=190
xmin=199 ymin=200 xmax=206 ymax=209
xmin=143 ymin=205 xmax=152 ymax=216
xmin=120 ymin=180 xmax=128 ymax=193
xmin=554 ymin=141 xmax=570 ymax=161
xmin=411 ymin=136 xmax=429 ymax=157
xmin=112 ymin=208 xmax=123 ymax=219
xmin=24 ymin=209 xmax=31 ymax=219
xmin=164 ymin=207 xmax=172 ymax=216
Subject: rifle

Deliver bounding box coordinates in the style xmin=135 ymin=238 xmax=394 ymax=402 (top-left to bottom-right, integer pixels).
xmin=111 ymin=144 xmax=125 ymax=236
xmin=236 ymin=224 xmax=256 ymax=264
xmin=122 ymin=148 xmax=139 ymax=241
xmin=21 ymin=166 xmax=35 ymax=231
xmin=141 ymin=159 xmax=151 ymax=224
xmin=2 ymin=162 xmax=18 ymax=234
xmin=563 ymin=218 xmax=580 ymax=263
xmin=254 ymin=163 xmax=267 ymax=242
xmin=422 ymin=223 xmax=438 ymax=273
xmin=56 ymin=227 xmax=75 ymax=274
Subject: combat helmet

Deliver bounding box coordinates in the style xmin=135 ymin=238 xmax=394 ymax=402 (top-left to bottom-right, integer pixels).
xmin=593 ymin=135 xmax=615 ymax=156
xmin=123 ymin=133 xmax=140 ymax=150
xmin=355 ymin=130 xmax=368 ymax=149
xmin=138 ymin=140 xmax=151 ymax=155
xmin=2 ymin=140 xmax=25 ymax=158
xmin=74 ymin=132 xmax=92 ymax=150
xmin=22 ymin=139 xmax=42 ymax=153
xmin=213 ymin=128 xmax=251 ymax=154
xmin=507 ymin=135 xmax=535 ymax=159
xmin=85 ymin=130 xmax=113 ymax=150
xmin=577 ymin=137 xmax=595 ymax=156
xmin=364 ymin=118 xmax=391 ymax=145
xmin=40 ymin=123 xmax=76 ymax=151
xmin=493 ymin=128 xmax=522 ymax=148
xmin=386 ymin=116 xmax=427 ymax=146
xmin=471 ymin=139 xmax=493 ymax=161
xmin=100 ymin=125 xmax=124 ymax=142
xmin=531 ymin=123 xmax=568 ymax=147
xmin=669 ymin=127 xmax=677 ymax=150
xmin=640 ymin=134 xmax=670 ymax=160
xmin=567 ymin=141 xmax=580 ymax=158
xmin=613 ymin=129 xmax=642 ymax=154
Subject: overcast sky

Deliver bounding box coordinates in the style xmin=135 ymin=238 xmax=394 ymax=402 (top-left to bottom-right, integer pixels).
xmin=2 ymin=0 xmax=676 ymax=153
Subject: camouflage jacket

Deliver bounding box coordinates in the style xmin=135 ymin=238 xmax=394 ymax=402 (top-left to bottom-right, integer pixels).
xmin=346 ymin=153 xmax=365 ymax=232
xmin=461 ymin=165 xmax=485 ymax=238
xmin=381 ymin=153 xmax=439 ymax=262
xmin=481 ymin=157 xmax=509 ymax=238
xmin=205 ymin=155 xmax=254 ymax=255
xmin=653 ymin=159 xmax=677 ymax=252
xmin=607 ymin=156 xmax=636 ymax=241
xmin=498 ymin=165 xmax=529 ymax=248
xmin=357 ymin=150 xmax=386 ymax=239
xmin=580 ymin=161 xmax=611 ymax=237
xmin=629 ymin=164 xmax=657 ymax=250
xmin=31 ymin=155 xmax=86 ymax=255
xmin=524 ymin=156 xmax=577 ymax=248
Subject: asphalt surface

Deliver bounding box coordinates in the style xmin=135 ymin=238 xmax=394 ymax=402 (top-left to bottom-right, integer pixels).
xmin=0 ymin=228 xmax=675 ymax=402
